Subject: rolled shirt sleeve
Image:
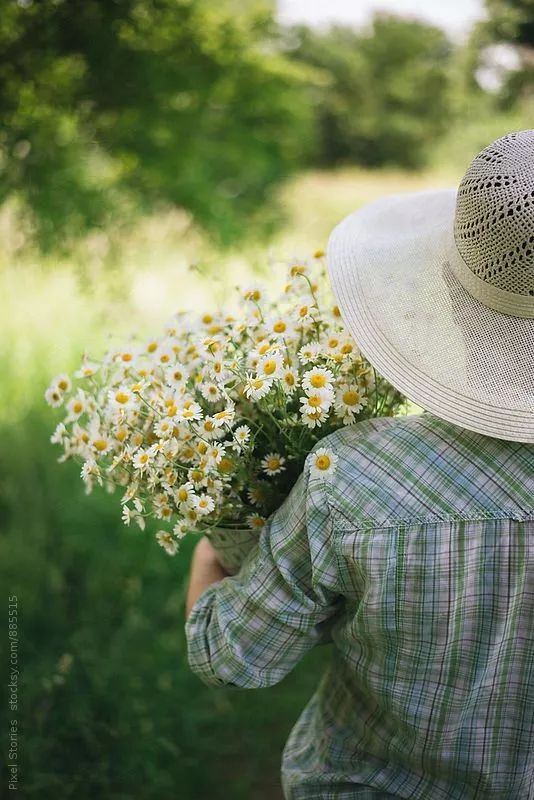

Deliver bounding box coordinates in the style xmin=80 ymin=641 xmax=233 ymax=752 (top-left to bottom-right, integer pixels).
xmin=185 ymin=452 xmax=342 ymax=689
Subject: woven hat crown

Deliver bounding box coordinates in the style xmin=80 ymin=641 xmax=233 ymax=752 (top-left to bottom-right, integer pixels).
xmin=453 ymin=130 xmax=534 ymax=309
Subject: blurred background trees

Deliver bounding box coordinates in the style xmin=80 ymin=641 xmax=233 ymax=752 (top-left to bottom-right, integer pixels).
xmin=0 ymin=0 xmax=531 ymax=252
xmin=286 ymin=16 xmax=453 ymax=169
xmin=0 ymin=0 xmax=315 ymax=249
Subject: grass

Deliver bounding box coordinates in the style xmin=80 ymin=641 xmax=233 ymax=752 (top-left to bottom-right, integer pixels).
xmin=0 ymin=162 xmax=460 ymax=798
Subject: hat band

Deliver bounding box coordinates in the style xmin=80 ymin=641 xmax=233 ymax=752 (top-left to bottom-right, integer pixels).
xmin=450 ymin=241 xmax=534 ymax=319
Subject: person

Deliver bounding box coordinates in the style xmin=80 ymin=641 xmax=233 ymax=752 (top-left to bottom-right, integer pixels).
xmin=185 ymin=130 xmax=534 ymax=799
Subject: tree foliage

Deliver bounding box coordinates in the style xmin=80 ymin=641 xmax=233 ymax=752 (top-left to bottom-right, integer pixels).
xmin=0 ymin=0 xmax=315 ymax=249
xmin=286 ymin=15 xmax=453 ymax=169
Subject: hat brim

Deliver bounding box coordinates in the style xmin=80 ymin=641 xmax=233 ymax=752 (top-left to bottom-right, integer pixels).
xmin=327 ymin=188 xmax=534 ymax=443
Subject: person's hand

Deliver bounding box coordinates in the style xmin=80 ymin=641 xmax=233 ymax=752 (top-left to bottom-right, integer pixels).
xmin=193 ymin=535 xmax=223 ymax=568
xmin=185 ymin=536 xmax=229 ymax=618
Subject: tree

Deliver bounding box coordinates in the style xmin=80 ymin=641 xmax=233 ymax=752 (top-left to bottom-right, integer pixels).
xmin=0 ymin=0 xmax=316 ymax=250
xmin=473 ymin=0 xmax=534 ymax=103
xmin=287 ymin=14 xmax=453 ymax=169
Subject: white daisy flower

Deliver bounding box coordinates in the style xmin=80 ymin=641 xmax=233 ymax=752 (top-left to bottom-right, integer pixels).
xmin=66 ymin=392 xmax=87 ymax=420
xmin=199 ymin=381 xmax=222 ymax=403
xmin=297 ymin=343 xmax=321 ymax=364
xmin=310 ymin=447 xmax=338 ymax=478
xmin=132 ymin=448 xmax=153 ymax=472
xmin=75 ymin=360 xmax=99 ymax=379
xmin=173 ymin=520 xmax=189 ymax=540
xmin=90 ymin=432 xmax=112 ymax=455
xmin=154 ymin=418 xmax=175 ymax=438
xmin=232 ymin=424 xmax=251 ymax=449
xmin=122 ymin=504 xmax=133 ymax=526
xmin=54 ymin=373 xmax=72 ymax=393
xmin=81 ymin=459 xmax=102 ymax=485
xmin=256 ymin=351 xmax=284 ymax=380
xmin=192 ymin=493 xmax=215 ymax=516
xmin=261 ymin=452 xmax=286 ymax=476
xmin=108 ymin=386 xmax=137 ymax=412
xmin=44 ymin=385 xmax=64 ymax=408
xmin=206 ymin=442 xmax=225 ymax=465
xmin=247 ymin=513 xmax=266 ymax=530
xmin=242 ymin=285 xmax=265 ymax=304
xmin=300 ymin=408 xmax=329 ymax=428
xmin=165 ymin=362 xmax=189 ymax=388
xmin=299 ymin=388 xmax=334 ymax=415
xmin=243 ymin=374 xmax=273 ymax=400
xmin=302 ymin=366 xmax=335 ymax=392
xmin=195 ymin=417 xmax=224 ymax=440
xmin=212 ymin=404 xmax=236 ymax=428
xmin=266 ymin=316 xmax=292 ymax=339
xmin=175 ymin=481 xmax=195 ymax=507
xmin=176 ymin=401 xmax=203 ymax=422
xmin=336 ymin=384 xmax=368 ymax=416
xmin=50 ymin=422 xmax=68 ymax=445
xmin=281 ymin=368 xmax=299 ymax=394
xmin=156 ymin=530 xmax=178 ymax=556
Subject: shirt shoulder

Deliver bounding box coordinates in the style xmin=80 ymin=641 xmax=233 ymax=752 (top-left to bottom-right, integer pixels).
xmin=318 ymin=412 xmax=534 ymax=529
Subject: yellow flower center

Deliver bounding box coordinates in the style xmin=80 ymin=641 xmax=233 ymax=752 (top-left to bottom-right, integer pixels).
xmin=343 ymin=390 xmax=360 ymax=406
xmin=218 ymin=458 xmax=233 ymax=473
xmin=182 ymin=447 xmax=194 ymax=459
xmin=285 ymin=373 xmax=295 ymax=386
xmin=57 ymin=379 xmax=69 ymax=391
xmin=310 ymin=374 xmax=327 ymax=388
xmin=341 ymin=342 xmax=353 ymax=354
xmin=204 ymin=420 xmax=215 ymax=432
xmin=197 ymin=441 xmax=208 ymax=455
xmin=314 ymin=248 xmax=325 ymax=259
xmin=177 ymin=488 xmax=189 ymax=502
xmin=73 ymin=401 xmax=83 ymax=414
xmin=298 ymin=306 xmax=308 ymax=317
xmin=116 ymin=429 xmax=128 ymax=442
xmin=308 ymin=395 xmax=322 ymax=408
xmin=160 ymin=354 xmax=170 ymax=363
xmin=191 ymin=470 xmax=204 ymax=482
xmin=93 ymin=439 xmax=108 ymax=452
xmin=147 ymin=342 xmax=158 ymax=353
xmin=166 ymin=404 xmax=177 ymax=417
xmin=290 ymin=265 xmax=306 ymax=277
xmin=328 ymin=338 xmax=339 ymax=349
xmin=316 ymin=454 xmax=331 ymax=471
xmin=267 ymin=457 xmax=280 ymax=470
xmin=202 ymin=314 xmax=213 ymax=324
xmin=262 ymin=360 xmax=277 ymax=375
xmin=273 ymin=321 xmax=286 ymax=333
xmin=139 ymin=453 xmax=149 ymax=464
xmin=115 ymin=391 xmax=130 ymax=404
xmin=121 ymin=353 xmax=133 ymax=362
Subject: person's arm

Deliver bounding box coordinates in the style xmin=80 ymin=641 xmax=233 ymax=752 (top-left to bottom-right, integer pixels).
xmin=185 ymin=537 xmax=229 ymax=618
xmin=184 ymin=451 xmax=342 ymax=689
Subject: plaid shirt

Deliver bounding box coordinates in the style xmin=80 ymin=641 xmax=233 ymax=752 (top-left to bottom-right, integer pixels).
xmin=185 ymin=413 xmax=534 ymax=799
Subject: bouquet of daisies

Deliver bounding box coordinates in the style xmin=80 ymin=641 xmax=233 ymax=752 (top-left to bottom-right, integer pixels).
xmin=46 ymin=253 xmax=405 ymax=571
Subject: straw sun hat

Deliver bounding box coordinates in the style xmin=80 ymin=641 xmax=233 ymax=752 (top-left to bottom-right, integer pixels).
xmin=327 ymin=130 xmax=534 ymax=443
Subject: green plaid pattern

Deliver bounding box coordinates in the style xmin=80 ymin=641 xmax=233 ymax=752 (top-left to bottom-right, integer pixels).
xmin=186 ymin=413 xmax=534 ymax=799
